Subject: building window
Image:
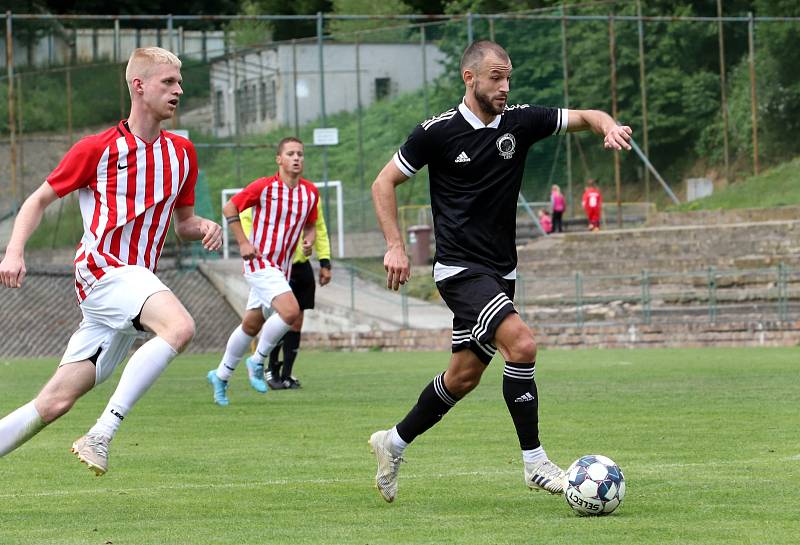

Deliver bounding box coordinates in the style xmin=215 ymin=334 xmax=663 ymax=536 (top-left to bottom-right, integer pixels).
xmin=267 ymin=79 xmax=276 ymax=119
xmin=214 ymin=89 xmax=225 ymax=128
xmin=260 ymin=78 xmax=277 ymax=120
xmin=259 ymin=81 xmax=267 ymax=121
xmin=237 ymin=83 xmax=259 ymax=127
xmin=375 ymin=77 xmax=391 ymax=101
xmin=248 ymin=84 xmax=258 ymax=124
xmin=236 ymin=87 xmax=246 ymax=128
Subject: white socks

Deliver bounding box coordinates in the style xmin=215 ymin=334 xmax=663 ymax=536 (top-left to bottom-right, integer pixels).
xmin=0 ymin=401 xmax=46 ymax=457
xmin=89 ymin=336 xmax=177 ymax=439
xmin=388 ymin=426 xmax=408 ymax=455
xmin=215 ymin=325 xmax=255 ymax=381
xmin=522 ymin=446 xmax=548 ymax=465
xmin=252 ymin=314 xmax=291 ymax=363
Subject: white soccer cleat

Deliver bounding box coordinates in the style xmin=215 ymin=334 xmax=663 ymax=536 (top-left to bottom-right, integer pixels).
xmin=71 ymin=433 xmax=111 ymax=476
xmin=525 ymin=459 xmax=566 ymax=494
xmin=368 ymin=430 xmax=404 ymax=503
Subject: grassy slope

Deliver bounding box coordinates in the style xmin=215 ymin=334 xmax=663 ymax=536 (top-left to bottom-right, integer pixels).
xmin=1 ymin=347 xmax=799 ymax=545
xmin=195 ymin=89 xmax=438 ymax=223
xmin=675 ymin=156 xmax=800 ymax=211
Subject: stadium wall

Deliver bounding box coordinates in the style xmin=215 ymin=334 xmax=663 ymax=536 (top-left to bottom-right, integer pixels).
xmin=298 ymin=321 xmax=799 ymax=352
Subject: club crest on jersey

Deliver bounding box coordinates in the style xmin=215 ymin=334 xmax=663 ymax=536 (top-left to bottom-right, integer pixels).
xmin=496 ymin=133 xmax=516 ymax=159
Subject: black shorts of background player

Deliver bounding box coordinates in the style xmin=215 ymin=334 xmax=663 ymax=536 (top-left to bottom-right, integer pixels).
xmin=267 ymin=258 xmax=330 ymax=389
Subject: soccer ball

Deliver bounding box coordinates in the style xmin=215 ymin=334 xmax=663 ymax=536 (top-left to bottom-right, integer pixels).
xmin=564 ymin=454 xmax=625 ymax=516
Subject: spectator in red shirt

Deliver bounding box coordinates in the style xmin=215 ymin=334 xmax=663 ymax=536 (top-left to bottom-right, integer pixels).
xmin=582 ymin=178 xmax=602 ymax=231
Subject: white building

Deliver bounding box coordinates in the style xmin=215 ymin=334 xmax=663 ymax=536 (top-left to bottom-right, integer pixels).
xmin=210 ymin=41 xmax=446 ymax=138
xmin=0 ymin=28 xmax=226 ymax=67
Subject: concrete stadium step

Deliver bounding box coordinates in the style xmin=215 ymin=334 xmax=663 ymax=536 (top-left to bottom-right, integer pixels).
xmin=518 ymin=254 xmax=800 ymax=276
xmin=199 ymin=259 xmax=452 ymax=333
xmin=521 ymin=301 xmax=800 ymax=327
xmin=517 ymin=220 xmax=800 ymax=277
xmin=646 ymin=205 xmax=800 ymax=227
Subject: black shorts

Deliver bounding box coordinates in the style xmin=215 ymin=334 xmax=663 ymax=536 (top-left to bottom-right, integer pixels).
xmin=289 ymin=261 xmax=316 ymax=311
xmin=436 ymin=270 xmax=517 ymax=364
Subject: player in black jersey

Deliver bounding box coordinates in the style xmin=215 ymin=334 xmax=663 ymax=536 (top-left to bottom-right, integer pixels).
xmin=368 ymin=40 xmax=632 ymax=503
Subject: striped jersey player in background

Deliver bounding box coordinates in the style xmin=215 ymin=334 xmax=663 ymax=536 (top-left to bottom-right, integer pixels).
xmin=0 ymin=47 xmax=222 ymax=475
xmin=369 ymin=40 xmax=632 ymax=502
xmin=207 ymin=137 xmax=319 ymax=406
xmin=239 ymin=197 xmax=333 ymax=391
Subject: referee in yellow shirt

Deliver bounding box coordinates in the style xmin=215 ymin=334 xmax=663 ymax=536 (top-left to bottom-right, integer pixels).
xmin=240 ymin=200 xmax=332 ymax=389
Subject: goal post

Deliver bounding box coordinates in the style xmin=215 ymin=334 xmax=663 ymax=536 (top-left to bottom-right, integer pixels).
xmin=221 ymin=181 xmax=345 ymax=260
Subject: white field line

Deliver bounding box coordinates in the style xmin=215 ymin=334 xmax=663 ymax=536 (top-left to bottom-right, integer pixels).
xmin=1 ymin=456 xmax=794 ymax=500
xmin=0 ymin=469 xmax=507 ymax=500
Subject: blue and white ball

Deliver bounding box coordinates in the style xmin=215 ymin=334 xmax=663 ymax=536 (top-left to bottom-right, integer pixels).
xmin=564 ymin=454 xmax=625 ymax=516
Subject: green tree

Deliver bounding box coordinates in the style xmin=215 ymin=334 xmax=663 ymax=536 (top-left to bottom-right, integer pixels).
xmin=328 ymin=0 xmax=414 ymax=42
xmin=249 ymin=0 xmax=333 ymax=41
xmin=224 ymin=0 xmax=273 ymax=48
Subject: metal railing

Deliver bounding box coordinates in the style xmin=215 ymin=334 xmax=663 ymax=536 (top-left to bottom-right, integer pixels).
xmin=333 ymin=262 xmax=799 ymax=331
xmin=340 ymin=262 xmax=441 ymax=329
xmin=516 ymin=264 xmax=799 ymax=329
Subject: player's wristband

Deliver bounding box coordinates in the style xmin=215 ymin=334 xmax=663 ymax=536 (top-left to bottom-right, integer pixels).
xmin=319 ymin=259 xmax=332 ymax=269
xmin=225 ymin=216 xmax=241 ymax=225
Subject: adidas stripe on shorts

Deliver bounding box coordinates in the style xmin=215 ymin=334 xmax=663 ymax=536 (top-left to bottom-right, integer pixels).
xmin=436 ymin=270 xmax=517 ymax=364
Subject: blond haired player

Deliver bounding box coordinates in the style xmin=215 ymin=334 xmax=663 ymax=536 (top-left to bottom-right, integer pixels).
xmin=0 ymin=47 xmax=222 ymax=475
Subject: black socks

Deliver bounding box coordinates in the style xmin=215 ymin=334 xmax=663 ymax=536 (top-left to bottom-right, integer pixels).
xmin=502 ymin=361 xmax=540 ymax=450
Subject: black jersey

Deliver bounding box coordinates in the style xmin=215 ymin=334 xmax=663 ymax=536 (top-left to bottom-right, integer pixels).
xmin=394 ymin=101 xmax=567 ymax=276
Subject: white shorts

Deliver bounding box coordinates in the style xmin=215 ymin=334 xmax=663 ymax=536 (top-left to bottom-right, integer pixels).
xmin=60 ymin=266 xmax=170 ymax=385
xmin=244 ymin=266 xmax=292 ymax=312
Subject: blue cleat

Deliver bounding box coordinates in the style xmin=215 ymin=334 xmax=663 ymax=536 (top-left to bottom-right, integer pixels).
xmin=207 ymin=370 xmax=230 ymax=406
xmin=245 ymin=356 xmax=268 ymax=393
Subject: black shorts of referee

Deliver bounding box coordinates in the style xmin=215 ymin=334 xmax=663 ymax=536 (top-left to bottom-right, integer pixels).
xmin=289 ymin=261 xmax=316 ymax=311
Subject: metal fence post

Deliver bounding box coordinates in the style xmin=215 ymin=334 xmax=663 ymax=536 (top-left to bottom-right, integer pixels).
xmin=6 ymin=11 xmax=18 ymax=214
xmin=748 ymin=11 xmax=760 ymax=175
xmin=575 ymin=271 xmax=583 ymax=329
xmin=778 ymin=263 xmax=788 ymax=322
xmin=716 ymin=0 xmax=731 ymax=181
xmin=401 ymin=285 xmax=409 ymax=328
xmin=560 ymin=7 xmax=574 ymax=218
xmin=355 ymin=32 xmax=365 ymax=229
xmin=707 ymin=267 xmax=717 ymax=323
xmin=636 ymin=0 xmax=651 ymax=202
xmin=349 ymin=264 xmax=355 ymax=310
xmin=420 ymin=25 xmax=429 ymax=118
xmin=115 ymin=18 xmax=125 ymax=119
xmin=517 ymin=274 xmax=526 ymax=317
xmin=317 ymin=11 xmax=331 ymax=226
xmin=167 ymin=13 xmax=174 ymax=54
xmin=467 ymin=12 xmax=473 ymax=45
xmin=640 ymin=269 xmax=651 ymax=325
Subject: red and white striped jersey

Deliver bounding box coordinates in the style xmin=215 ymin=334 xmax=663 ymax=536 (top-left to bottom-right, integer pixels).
xmin=231 ymin=174 xmax=319 ymax=277
xmin=47 ymin=120 xmax=197 ymax=302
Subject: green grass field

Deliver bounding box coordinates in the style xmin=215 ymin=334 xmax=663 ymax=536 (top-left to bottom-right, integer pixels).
xmin=1 ymin=347 xmax=798 ymax=545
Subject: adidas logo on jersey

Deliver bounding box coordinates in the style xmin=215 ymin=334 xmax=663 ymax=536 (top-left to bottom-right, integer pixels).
xmin=514 ymin=392 xmax=535 ymax=403
xmin=454 ymin=151 xmax=471 ymax=163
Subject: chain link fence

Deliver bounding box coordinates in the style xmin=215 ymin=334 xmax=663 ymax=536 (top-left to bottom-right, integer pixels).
xmin=2 ymin=9 xmax=800 ymax=255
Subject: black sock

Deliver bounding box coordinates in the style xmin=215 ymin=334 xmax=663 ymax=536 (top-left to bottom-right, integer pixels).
xmin=396 ymin=372 xmax=460 ymax=444
xmin=280 ymin=331 xmax=301 ymax=380
xmin=502 ymin=361 xmax=540 ymax=450
xmin=268 ymin=340 xmax=283 ymax=380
